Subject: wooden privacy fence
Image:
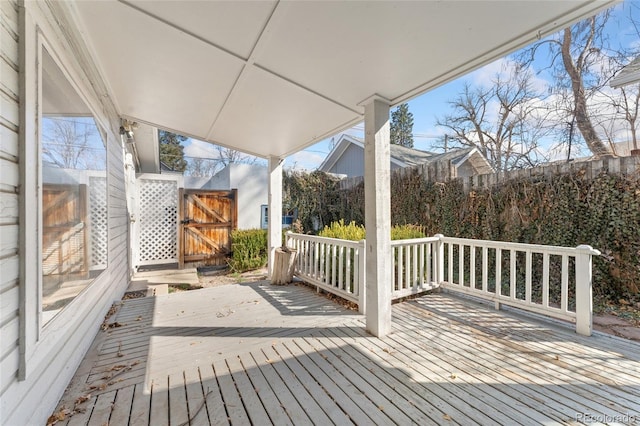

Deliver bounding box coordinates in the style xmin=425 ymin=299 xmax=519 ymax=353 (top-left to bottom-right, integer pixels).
xmin=286 ymin=232 xmax=600 ymax=336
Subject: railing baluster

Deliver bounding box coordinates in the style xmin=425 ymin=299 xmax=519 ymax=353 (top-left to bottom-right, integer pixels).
xmin=510 ymin=249 xmax=516 ymax=300
xmin=418 ymin=243 xmax=424 ymax=288
xmin=313 ymin=241 xmax=318 ymax=279
xmin=525 ymin=250 xmax=532 ymax=303
xmin=458 ymin=244 xmax=464 ymax=286
xmin=346 ymin=246 xmax=352 ymax=292
xmin=470 ymin=244 xmax=476 ymax=288
xmin=412 ymin=244 xmax=418 ymax=290
xmin=495 ymin=247 xmax=502 ymax=310
xmin=482 ymin=246 xmax=488 ymax=292
xmin=338 ymin=245 xmax=344 ymax=291
xmin=496 ymin=248 xmax=502 ymax=296
xmin=542 ymin=253 xmax=550 ymax=308
xmin=448 ymin=242 xmax=453 ymax=284
xmin=323 ymin=243 xmax=329 ymax=284
xmin=398 ymin=246 xmax=404 ymax=290
xmin=331 ymin=244 xmax=337 ymax=288
xmin=561 ymin=254 xmax=569 ymax=313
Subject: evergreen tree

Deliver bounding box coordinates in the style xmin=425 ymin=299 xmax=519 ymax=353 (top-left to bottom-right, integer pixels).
xmin=159 ymin=130 xmax=188 ymax=172
xmin=390 ymin=103 xmax=414 ymax=148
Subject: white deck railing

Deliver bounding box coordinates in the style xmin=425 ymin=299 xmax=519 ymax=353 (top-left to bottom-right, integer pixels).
xmin=390 ymin=237 xmax=441 ymax=299
xmin=286 ymin=232 xmax=600 ymax=335
xmin=438 ymin=236 xmax=600 ymax=335
xmin=286 ymin=233 xmax=365 ymax=310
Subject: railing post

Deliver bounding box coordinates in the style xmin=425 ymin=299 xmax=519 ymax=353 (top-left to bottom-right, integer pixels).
xmin=358 ymin=239 xmax=366 ymax=314
xmin=434 ymin=234 xmax=445 ymax=285
xmin=575 ymin=245 xmax=596 ymax=336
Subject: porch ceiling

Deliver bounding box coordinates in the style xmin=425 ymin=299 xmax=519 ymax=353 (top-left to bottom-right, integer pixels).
xmin=71 ymin=0 xmax=616 ymax=159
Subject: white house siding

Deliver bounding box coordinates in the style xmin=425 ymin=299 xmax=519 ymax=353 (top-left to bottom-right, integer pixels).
xmin=230 ymin=164 xmax=267 ymax=229
xmin=0 ymin=2 xmax=21 ymax=421
xmin=1 ymin=2 xmax=129 ymax=425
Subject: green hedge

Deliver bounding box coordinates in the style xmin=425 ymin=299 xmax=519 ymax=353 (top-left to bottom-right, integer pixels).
xmin=229 ymin=229 xmax=268 ymax=272
xmin=284 ymin=167 xmax=640 ymax=300
xmin=318 ymin=220 xmax=426 ymax=241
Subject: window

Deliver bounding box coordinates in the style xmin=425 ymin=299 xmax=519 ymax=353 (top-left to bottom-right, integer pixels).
xmin=40 ymin=48 xmax=108 ymax=324
xmin=260 ymin=205 xmax=297 ymax=229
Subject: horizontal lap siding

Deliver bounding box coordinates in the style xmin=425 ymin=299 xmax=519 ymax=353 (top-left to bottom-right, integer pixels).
xmin=0 ymin=0 xmax=20 ymax=402
xmin=1 ymin=1 xmax=131 ymax=424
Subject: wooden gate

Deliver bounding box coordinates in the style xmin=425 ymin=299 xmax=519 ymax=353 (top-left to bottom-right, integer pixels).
xmin=180 ymin=189 xmax=237 ymax=266
xmin=42 ymin=184 xmax=88 ymax=278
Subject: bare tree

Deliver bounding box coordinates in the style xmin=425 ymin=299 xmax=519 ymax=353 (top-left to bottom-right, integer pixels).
xmin=186 ymin=157 xmax=218 ymax=177
xmin=214 ymin=146 xmax=258 ymax=169
xmin=42 ymin=117 xmax=103 ymax=169
xmin=184 ymin=145 xmax=262 ymax=177
xmin=436 ymin=69 xmax=549 ymax=171
xmin=519 ymin=13 xmax=616 ymax=157
xmin=590 ymin=83 xmax=640 ymax=154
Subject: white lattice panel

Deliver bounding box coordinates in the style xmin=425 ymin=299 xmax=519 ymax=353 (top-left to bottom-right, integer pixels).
xmin=89 ymin=176 xmax=108 ymax=270
xmin=138 ymin=178 xmax=179 ymax=264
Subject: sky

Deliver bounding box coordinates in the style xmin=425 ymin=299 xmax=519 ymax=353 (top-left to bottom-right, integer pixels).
xmin=184 ymin=0 xmax=640 ymax=173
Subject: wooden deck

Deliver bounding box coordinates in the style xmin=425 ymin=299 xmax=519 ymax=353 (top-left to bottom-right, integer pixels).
xmin=53 ymin=282 xmax=640 ymax=425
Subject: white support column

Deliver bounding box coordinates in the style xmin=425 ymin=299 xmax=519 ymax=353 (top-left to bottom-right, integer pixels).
xmin=575 ymin=244 xmax=595 ymax=336
xmin=362 ymin=95 xmax=391 ymax=337
xmin=267 ymin=156 xmax=283 ymax=278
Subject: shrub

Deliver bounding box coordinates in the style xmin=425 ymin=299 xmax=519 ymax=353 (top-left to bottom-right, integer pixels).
xmin=318 ymin=220 xmax=427 ymax=241
xmin=229 ymin=229 xmax=268 ymax=272
xmin=318 ymin=219 xmax=365 ymax=241
xmin=391 ymin=224 xmax=427 ymax=240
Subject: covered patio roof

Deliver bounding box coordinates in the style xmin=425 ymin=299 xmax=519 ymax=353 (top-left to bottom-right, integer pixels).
xmin=71 ymin=1 xmax=616 ymax=160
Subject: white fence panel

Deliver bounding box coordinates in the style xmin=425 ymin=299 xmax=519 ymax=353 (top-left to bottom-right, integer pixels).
xmin=135 ymin=174 xmax=182 ymax=268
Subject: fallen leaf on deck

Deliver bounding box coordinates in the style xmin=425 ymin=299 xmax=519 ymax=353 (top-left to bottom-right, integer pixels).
xmin=75 ymin=395 xmax=91 ymax=405
xmin=443 ymin=414 xmax=452 ymax=421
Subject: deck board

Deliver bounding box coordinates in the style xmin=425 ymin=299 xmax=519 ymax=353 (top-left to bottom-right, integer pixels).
xmin=109 ymin=386 xmax=134 ymax=426
xmin=53 ymin=281 xmax=640 ymax=425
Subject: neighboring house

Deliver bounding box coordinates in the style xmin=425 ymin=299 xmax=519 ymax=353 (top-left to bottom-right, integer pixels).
xmin=612 ymin=140 xmax=639 ymax=157
xmin=184 ymin=163 xmax=268 ymax=230
xmin=318 ymin=134 xmax=493 ymax=178
xmin=611 ymin=56 xmax=640 ymax=88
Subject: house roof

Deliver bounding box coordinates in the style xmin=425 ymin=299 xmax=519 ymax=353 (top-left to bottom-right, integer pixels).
xmin=318 ymin=135 xmax=432 ymax=171
xmin=318 ymin=134 xmax=494 ymax=174
xmin=70 ymin=1 xmax=616 ymax=161
xmin=611 ymin=56 xmax=640 ymax=88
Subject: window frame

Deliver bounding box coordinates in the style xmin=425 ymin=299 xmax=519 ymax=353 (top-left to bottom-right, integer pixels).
xmin=18 ymin=21 xmax=111 ymax=379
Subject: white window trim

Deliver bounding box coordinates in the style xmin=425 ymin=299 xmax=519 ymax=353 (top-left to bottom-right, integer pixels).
xmin=18 ymin=16 xmax=111 ymax=379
